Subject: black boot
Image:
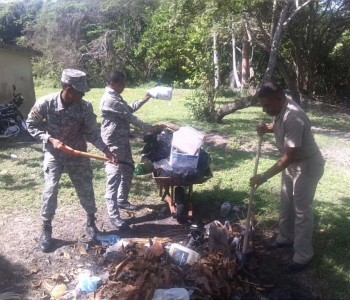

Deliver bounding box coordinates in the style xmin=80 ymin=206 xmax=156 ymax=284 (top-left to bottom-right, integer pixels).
xmin=39 ymin=220 xmax=52 ymax=253
xmin=86 ymin=214 xmax=99 ymax=240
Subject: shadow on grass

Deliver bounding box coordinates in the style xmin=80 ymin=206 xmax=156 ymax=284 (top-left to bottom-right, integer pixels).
xmin=244 ymin=194 xmax=350 ymax=300
xmin=0 ymin=255 xmax=29 ymax=295
xmin=191 ymin=188 xmax=249 ymax=222
xmin=4 ymin=178 xmax=38 ymax=191
xmin=312 ymin=197 xmax=350 ymax=299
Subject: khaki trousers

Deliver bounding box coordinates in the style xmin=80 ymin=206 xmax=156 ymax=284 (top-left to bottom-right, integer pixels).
xmin=276 ymin=154 xmax=325 ymax=264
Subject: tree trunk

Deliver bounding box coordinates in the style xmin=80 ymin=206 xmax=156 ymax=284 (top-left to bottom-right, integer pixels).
xmin=241 ymin=38 xmax=250 ymax=87
xmin=215 ymin=94 xmax=258 ymax=122
xmin=231 ymin=31 xmax=241 ymax=90
xmin=277 ymin=60 xmax=301 ymax=104
xmin=262 ymin=3 xmax=290 ymax=83
xmin=214 ymin=1 xmax=311 ymax=122
xmin=213 ymin=32 xmax=220 ymax=89
xmin=215 ymin=3 xmax=291 ymax=122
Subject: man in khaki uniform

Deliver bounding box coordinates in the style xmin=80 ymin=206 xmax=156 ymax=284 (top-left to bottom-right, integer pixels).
xmin=27 ymin=69 xmax=116 ymax=252
xmin=250 ymin=82 xmax=325 ymax=273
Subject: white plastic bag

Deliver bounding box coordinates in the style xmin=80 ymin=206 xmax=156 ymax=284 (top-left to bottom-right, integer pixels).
xmin=148 ymin=86 xmax=173 ymax=100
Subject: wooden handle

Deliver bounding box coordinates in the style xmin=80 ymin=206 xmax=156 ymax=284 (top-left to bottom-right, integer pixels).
xmin=57 ymin=143 xmax=108 ymax=161
xmin=242 ymin=136 xmax=263 ymax=255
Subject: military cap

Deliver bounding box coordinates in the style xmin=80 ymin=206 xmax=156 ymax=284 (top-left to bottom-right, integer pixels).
xmin=61 ymin=69 xmax=90 ymax=93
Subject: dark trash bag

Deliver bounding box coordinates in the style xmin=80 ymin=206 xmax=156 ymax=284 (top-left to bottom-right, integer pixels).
xmin=156 ymin=148 xmax=212 ymax=182
xmin=142 ymin=130 xmax=173 ymax=162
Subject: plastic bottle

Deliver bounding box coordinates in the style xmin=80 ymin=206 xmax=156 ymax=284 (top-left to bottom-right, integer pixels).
xmin=220 ymin=202 xmax=232 ymax=218
xmin=96 ymin=234 xmax=120 ymax=245
xmin=76 ymin=274 xmax=101 ymax=293
xmin=169 ymin=243 xmax=200 ymax=266
xmin=134 ymin=161 xmax=154 ymax=175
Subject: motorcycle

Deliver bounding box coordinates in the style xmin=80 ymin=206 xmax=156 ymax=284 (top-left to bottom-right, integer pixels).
xmin=0 ymin=85 xmax=28 ymax=138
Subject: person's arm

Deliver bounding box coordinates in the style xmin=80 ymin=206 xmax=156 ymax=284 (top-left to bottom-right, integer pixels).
xmin=129 ymin=93 xmax=151 ymax=112
xmin=26 ymin=100 xmax=51 ymax=144
xmin=250 ymin=147 xmax=298 ymax=189
xmin=102 ymin=95 xmax=152 ymax=132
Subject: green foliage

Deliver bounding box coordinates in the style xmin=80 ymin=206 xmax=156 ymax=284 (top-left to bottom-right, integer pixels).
xmin=185 ymin=89 xmax=213 ymax=121
xmin=0 ymin=0 xmax=42 ymax=44
xmin=1 ymin=0 xmax=350 ymax=104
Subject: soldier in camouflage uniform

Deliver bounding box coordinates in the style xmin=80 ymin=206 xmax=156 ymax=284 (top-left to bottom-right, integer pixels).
xmin=26 ymin=69 xmax=116 ymax=252
xmin=100 ymin=71 xmax=161 ymax=229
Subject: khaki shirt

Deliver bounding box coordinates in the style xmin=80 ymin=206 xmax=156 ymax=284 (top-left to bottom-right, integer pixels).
xmin=26 ymin=92 xmax=106 ymax=155
xmin=273 ymin=98 xmax=321 ymax=161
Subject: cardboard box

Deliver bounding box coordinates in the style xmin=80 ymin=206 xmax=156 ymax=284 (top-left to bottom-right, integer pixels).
xmin=171 ymin=126 xmax=204 ymax=155
xmin=169 ymin=148 xmax=199 ymax=169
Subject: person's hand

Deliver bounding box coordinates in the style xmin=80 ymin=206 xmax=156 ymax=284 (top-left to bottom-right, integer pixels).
xmin=257 ymin=122 xmax=268 ymax=136
xmin=49 ymin=137 xmax=63 ymax=149
xmin=250 ymin=173 xmax=268 ymax=190
xmin=103 ymin=148 xmax=118 ymax=164
xmin=143 ymin=93 xmax=151 ymax=103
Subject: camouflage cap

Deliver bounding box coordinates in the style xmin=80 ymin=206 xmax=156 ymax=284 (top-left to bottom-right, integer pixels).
xmin=61 ymin=69 xmax=90 ymax=93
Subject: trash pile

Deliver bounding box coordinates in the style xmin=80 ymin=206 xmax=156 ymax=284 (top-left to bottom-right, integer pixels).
xmin=138 ymin=125 xmax=212 ymax=183
xmin=37 ymin=215 xmax=273 ymax=300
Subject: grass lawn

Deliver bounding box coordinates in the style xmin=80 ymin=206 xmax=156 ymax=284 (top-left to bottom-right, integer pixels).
xmin=1 ymin=86 xmax=350 ymax=299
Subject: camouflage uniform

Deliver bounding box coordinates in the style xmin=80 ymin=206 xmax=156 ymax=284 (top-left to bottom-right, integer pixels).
xmin=26 ymin=93 xmax=107 ymax=221
xmin=100 ymin=87 xmax=151 ymax=219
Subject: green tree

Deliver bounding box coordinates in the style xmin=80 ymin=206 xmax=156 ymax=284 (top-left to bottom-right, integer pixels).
xmin=0 ymin=0 xmax=43 ymax=44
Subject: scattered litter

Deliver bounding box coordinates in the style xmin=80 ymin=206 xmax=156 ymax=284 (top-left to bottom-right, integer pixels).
xmin=220 ymin=202 xmax=232 ymax=218
xmin=150 ymin=241 xmax=164 ymax=257
xmin=76 ymin=270 xmax=101 ymax=293
xmin=169 ymin=243 xmax=200 ymax=265
xmin=103 ymin=239 xmax=128 ymax=257
xmin=152 ymin=288 xmax=189 ymax=300
xmin=96 ymin=234 xmax=120 ymax=246
xmin=10 ymin=154 xmax=17 ymax=159
xmin=207 ymin=220 xmax=231 ymax=256
xmin=49 ymin=283 xmax=68 ymax=300
xmin=60 ymin=289 xmax=80 ymax=300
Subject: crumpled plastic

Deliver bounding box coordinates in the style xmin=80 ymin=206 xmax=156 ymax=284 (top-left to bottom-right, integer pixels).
xmin=152 ymin=288 xmax=190 ymax=300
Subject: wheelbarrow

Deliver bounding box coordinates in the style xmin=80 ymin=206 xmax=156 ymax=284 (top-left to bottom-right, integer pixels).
xmin=152 ymin=169 xmax=212 ymax=224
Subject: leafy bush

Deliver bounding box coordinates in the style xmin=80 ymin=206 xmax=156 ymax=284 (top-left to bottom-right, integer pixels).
xmin=185 ymin=88 xmax=214 ymax=121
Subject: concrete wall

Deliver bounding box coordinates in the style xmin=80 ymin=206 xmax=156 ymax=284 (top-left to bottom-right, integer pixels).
xmin=0 ymin=48 xmax=36 ymax=117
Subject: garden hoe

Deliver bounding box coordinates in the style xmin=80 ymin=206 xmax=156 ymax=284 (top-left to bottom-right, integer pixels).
xmin=237 ymin=133 xmax=263 ymax=266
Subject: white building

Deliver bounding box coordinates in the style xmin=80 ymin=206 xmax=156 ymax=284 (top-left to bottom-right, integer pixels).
xmin=0 ymin=43 xmax=42 ymax=117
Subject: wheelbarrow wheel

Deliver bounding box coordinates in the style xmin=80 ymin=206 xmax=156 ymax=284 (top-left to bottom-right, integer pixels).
xmin=174 ymin=186 xmax=188 ymax=224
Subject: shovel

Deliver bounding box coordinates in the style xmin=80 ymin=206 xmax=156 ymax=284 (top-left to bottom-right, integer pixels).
xmin=238 ymin=134 xmax=263 ymax=264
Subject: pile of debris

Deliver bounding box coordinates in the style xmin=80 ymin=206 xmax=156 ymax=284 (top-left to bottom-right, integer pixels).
xmin=37 ymin=218 xmax=274 ymax=300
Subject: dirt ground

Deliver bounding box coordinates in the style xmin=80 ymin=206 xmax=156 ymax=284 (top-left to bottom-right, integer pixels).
xmin=1 ymin=104 xmax=349 ymax=300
